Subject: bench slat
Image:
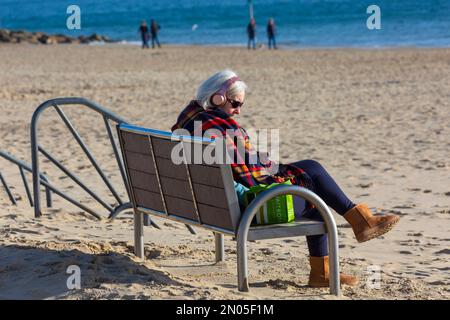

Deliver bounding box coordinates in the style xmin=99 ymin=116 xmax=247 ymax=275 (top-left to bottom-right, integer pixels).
xmin=151 ymin=137 xmax=180 ymax=159
xmin=124 ymin=151 xmax=155 ymax=174
xmin=193 ymin=183 xmax=228 ymax=209
xmin=128 ymin=169 xmax=160 ymax=193
xmin=160 ymin=176 xmax=193 ymax=201
xmin=189 ymin=165 xmax=223 ymax=188
xmin=122 ymin=131 xmax=151 ymax=155
xmin=155 ymin=157 xmax=188 ymax=181
xmin=133 ymin=188 xmax=165 ymax=212
xmin=248 ymin=218 xmax=326 ymax=241
xmin=180 ymin=140 xmax=221 ymax=167
xmin=164 ymin=195 xmax=198 ymax=221
xmin=197 ymin=203 xmax=235 ymax=230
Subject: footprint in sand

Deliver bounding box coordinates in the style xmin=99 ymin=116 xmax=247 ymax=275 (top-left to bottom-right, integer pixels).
xmin=357 ymin=183 xmax=373 ymax=188
xmin=393 ymin=204 xmax=416 ymax=209
xmin=407 ymin=232 xmax=423 ymax=237
xmin=428 ymin=280 xmax=448 ymax=286
xmin=45 ymin=226 xmax=60 ymax=231
xmin=437 ymin=266 xmax=450 ymax=271
xmin=11 ymin=228 xmax=42 ymax=235
xmin=414 ymin=271 xmax=430 ymax=277
xmin=434 ymin=249 xmax=450 ymax=255
xmin=360 ymin=163 xmax=373 ymax=167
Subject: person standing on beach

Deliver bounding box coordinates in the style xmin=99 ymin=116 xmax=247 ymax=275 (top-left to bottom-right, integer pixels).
xmin=267 ymin=18 xmax=277 ymax=49
xmin=150 ymin=19 xmax=161 ymax=49
xmin=247 ymin=18 xmax=256 ymax=50
xmin=138 ymin=20 xmax=149 ymax=49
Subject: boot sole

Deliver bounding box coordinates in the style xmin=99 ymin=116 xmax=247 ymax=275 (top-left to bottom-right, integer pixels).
xmin=308 ymin=280 xmax=359 ymax=288
xmin=356 ymin=216 xmax=400 ymax=243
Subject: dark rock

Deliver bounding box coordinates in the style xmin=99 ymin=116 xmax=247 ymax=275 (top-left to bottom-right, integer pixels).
xmin=0 ymin=29 xmax=11 ymax=42
xmin=78 ymin=35 xmax=90 ymax=44
xmin=88 ymin=33 xmax=102 ymax=42
xmin=53 ymin=34 xmax=73 ymax=44
xmin=0 ymin=28 xmax=111 ymax=45
xmin=38 ymin=34 xmax=54 ymax=44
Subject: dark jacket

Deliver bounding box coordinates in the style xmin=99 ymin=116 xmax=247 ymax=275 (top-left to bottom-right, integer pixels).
xmin=247 ymin=23 xmax=256 ymax=39
xmin=267 ymin=23 xmax=275 ymax=37
xmin=139 ymin=25 xmax=149 ymax=37
xmin=150 ymin=22 xmax=160 ymax=36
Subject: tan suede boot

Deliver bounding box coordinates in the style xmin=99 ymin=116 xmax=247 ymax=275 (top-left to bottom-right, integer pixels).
xmin=308 ymin=256 xmax=358 ymax=288
xmin=344 ymin=203 xmax=400 ymax=243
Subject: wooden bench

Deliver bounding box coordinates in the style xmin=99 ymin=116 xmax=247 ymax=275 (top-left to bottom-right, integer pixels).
xmin=117 ymin=123 xmax=341 ymax=296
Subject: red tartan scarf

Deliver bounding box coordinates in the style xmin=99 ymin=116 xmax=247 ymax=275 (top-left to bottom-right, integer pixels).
xmin=171 ymin=100 xmax=313 ymax=190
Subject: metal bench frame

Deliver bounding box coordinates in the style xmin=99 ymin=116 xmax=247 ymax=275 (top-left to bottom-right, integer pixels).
xmin=118 ymin=123 xmax=341 ymax=296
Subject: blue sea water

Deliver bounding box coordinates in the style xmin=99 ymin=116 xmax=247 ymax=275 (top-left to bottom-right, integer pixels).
xmin=0 ymin=0 xmax=449 ymax=47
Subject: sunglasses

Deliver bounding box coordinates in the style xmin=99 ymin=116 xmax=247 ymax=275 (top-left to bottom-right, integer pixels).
xmin=226 ymin=97 xmax=244 ymax=109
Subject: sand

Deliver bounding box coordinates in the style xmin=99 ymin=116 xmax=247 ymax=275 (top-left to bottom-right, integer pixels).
xmin=0 ymin=44 xmax=449 ymax=300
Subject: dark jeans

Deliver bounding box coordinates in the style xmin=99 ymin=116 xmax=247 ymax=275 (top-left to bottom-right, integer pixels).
xmin=248 ymin=37 xmax=256 ymax=50
xmin=152 ymin=35 xmax=161 ymax=48
xmin=290 ymin=160 xmax=355 ymax=257
xmin=141 ymin=35 xmax=149 ymax=49
xmin=268 ymin=36 xmax=277 ymax=49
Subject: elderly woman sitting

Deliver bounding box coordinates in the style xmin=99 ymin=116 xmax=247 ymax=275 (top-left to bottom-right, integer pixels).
xmin=171 ymin=70 xmax=400 ymax=288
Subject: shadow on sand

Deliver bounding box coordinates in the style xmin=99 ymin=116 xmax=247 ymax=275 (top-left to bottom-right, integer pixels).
xmin=0 ymin=243 xmax=185 ymax=299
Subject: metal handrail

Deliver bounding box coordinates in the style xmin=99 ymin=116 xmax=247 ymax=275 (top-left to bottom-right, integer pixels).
xmin=30 ymin=97 xmax=130 ymax=219
xmin=236 ymin=184 xmax=341 ymax=296
xmin=0 ymin=150 xmax=52 ymax=208
xmin=0 ymin=172 xmax=16 ymax=205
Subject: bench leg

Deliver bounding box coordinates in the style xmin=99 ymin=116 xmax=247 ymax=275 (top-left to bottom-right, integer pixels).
xmin=143 ymin=214 xmax=151 ymax=226
xmin=328 ymin=230 xmax=341 ymax=296
xmin=214 ymin=233 xmax=225 ymax=262
xmin=134 ymin=211 xmax=144 ymax=260
xmin=236 ymin=238 xmax=249 ymax=292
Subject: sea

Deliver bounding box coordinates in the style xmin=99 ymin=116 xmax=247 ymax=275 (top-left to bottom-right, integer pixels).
xmin=1 ymin=0 xmax=449 ymax=48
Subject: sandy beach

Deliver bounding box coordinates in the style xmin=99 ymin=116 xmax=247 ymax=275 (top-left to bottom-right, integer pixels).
xmin=0 ymin=44 xmax=449 ymax=300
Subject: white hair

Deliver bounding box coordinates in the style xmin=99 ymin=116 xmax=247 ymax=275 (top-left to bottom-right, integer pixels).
xmin=195 ymin=70 xmax=247 ymax=109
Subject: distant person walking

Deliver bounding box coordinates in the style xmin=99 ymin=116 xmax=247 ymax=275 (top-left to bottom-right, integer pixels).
xmin=138 ymin=20 xmax=149 ymax=49
xmin=150 ymin=19 xmax=161 ymax=49
xmin=247 ymin=18 xmax=256 ymax=50
xmin=267 ymin=18 xmax=277 ymax=49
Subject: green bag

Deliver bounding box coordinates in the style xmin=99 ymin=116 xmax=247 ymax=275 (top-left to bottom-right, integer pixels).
xmin=244 ymin=180 xmax=295 ymax=225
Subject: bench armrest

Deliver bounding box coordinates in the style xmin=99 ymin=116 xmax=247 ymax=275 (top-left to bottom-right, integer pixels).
xmin=237 ymin=185 xmax=337 ymax=237
xmin=236 ymin=184 xmax=340 ymax=294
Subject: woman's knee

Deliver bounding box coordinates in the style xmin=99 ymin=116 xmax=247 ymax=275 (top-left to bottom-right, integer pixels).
xmin=298 ymin=159 xmax=325 ymax=175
